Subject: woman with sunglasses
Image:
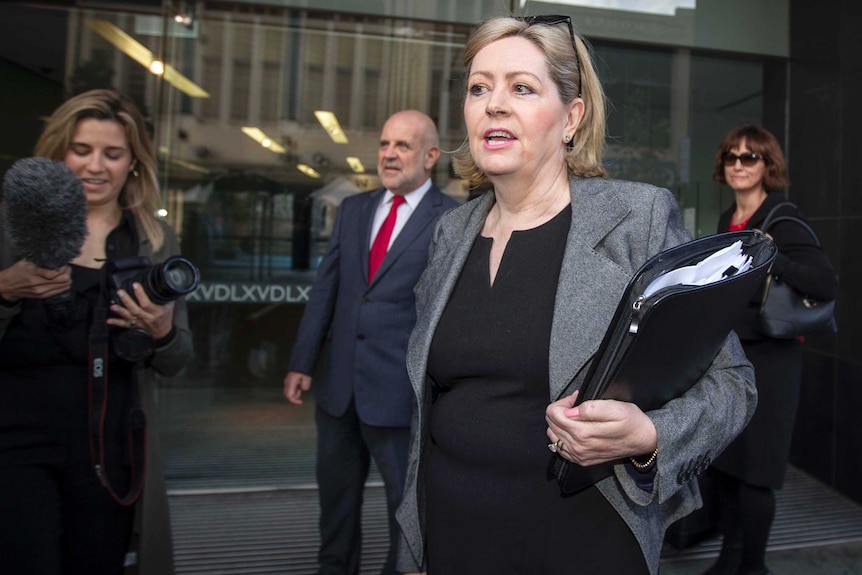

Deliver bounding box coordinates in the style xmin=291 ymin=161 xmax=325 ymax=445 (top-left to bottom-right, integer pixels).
xmin=703 ymin=125 xmax=838 ymax=575
xmin=395 ymin=15 xmax=757 ymax=575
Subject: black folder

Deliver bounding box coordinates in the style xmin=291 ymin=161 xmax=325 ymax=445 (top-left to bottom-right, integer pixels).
xmin=550 ymin=230 xmax=777 ymax=495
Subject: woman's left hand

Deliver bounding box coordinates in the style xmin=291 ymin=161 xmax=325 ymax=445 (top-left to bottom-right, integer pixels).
xmin=108 ymin=282 xmax=175 ymax=340
xmin=546 ymin=391 xmax=657 ymax=466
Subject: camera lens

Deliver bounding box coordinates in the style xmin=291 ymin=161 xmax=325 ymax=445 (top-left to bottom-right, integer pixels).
xmin=163 ymin=258 xmax=198 ymax=292
xmin=113 ymin=328 xmax=155 ymax=362
xmin=143 ymin=256 xmax=200 ymax=304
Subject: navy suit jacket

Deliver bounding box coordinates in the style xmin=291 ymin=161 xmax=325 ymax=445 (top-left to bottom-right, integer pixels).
xmin=288 ymin=184 xmax=458 ymax=428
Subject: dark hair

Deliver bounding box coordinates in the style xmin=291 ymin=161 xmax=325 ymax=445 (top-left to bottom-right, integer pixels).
xmin=712 ymin=124 xmax=789 ymax=192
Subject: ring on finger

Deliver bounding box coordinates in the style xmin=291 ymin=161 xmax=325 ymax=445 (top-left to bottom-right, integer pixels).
xmin=547 ymin=440 xmax=563 ymax=454
xmin=129 ymin=317 xmax=138 ymax=328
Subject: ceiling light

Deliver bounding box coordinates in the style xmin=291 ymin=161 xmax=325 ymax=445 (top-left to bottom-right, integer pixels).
xmin=149 ymin=60 xmax=164 ymax=75
xmin=87 ymin=19 xmax=209 ymax=98
xmin=162 ymin=66 xmax=208 ymax=98
xmin=170 ymin=158 xmax=210 ymax=174
xmin=241 ymin=126 xmax=266 ymax=141
xmin=297 ymin=164 xmax=321 ymax=178
xmin=173 ymin=0 xmax=195 ymax=28
xmin=174 ymin=13 xmax=193 ymax=27
xmin=346 ymin=157 xmax=365 ymax=173
xmin=314 ymin=110 xmax=348 ymax=144
xmin=241 ymin=127 xmax=286 ymax=153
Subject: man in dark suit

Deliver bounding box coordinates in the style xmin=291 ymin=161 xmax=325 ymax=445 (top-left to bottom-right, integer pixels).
xmin=284 ymin=109 xmax=458 ymax=575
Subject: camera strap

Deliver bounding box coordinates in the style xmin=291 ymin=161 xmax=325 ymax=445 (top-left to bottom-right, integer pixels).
xmin=88 ymin=290 xmax=147 ymax=507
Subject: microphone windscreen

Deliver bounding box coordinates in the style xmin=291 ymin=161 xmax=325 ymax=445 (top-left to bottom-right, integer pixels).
xmin=2 ymin=157 xmax=88 ymax=269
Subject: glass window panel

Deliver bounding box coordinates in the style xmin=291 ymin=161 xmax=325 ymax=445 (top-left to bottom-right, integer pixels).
xmin=0 ymin=1 xmax=782 ymax=504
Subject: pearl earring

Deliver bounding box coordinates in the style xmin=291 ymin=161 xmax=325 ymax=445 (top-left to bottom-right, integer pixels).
xmin=132 ymin=169 xmax=139 ymax=177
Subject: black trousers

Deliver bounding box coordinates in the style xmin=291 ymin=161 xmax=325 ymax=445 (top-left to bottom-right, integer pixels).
xmin=315 ymin=402 xmax=410 ymax=575
xmin=0 ymin=367 xmax=134 ymax=575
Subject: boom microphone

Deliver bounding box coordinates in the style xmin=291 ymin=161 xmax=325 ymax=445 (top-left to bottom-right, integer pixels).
xmin=1 ymin=157 xmax=88 ymax=269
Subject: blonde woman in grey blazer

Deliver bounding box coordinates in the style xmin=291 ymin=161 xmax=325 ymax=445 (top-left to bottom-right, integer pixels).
xmin=395 ymin=16 xmax=757 ymax=575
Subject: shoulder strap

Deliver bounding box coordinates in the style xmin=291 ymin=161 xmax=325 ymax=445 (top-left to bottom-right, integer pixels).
xmin=760 ymin=201 xmax=797 ymax=231
xmin=88 ymin=277 xmax=147 ymax=507
xmin=760 ymin=201 xmax=821 ymax=246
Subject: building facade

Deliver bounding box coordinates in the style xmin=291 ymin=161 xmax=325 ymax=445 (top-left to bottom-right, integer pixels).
xmin=0 ymin=0 xmax=858 ymax=505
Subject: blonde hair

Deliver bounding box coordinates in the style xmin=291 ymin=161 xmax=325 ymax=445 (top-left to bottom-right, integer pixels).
xmin=33 ymin=89 xmax=165 ymax=250
xmin=452 ymin=16 xmax=607 ymax=187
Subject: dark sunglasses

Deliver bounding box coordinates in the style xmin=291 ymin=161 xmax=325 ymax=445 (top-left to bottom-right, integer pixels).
xmin=520 ymin=15 xmax=583 ymax=98
xmin=722 ymin=151 xmax=763 ymax=167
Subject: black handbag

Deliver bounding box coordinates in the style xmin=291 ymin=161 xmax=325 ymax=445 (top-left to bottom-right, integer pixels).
xmin=757 ymin=202 xmax=837 ymax=339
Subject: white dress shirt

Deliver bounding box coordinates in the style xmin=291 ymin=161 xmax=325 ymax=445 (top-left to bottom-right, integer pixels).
xmin=368 ymin=178 xmax=432 ymax=250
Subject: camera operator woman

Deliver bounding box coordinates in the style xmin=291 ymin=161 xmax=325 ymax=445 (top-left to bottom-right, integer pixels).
xmin=0 ymin=89 xmax=193 ymax=575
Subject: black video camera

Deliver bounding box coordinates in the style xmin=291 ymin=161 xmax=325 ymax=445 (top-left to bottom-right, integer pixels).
xmin=107 ymin=255 xmax=200 ymax=306
xmin=106 ymin=255 xmax=200 ymax=362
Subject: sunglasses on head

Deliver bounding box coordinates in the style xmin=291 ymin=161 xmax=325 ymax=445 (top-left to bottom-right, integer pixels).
xmin=722 ymin=151 xmax=763 ymax=167
xmin=520 ymin=15 xmax=583 ymax=98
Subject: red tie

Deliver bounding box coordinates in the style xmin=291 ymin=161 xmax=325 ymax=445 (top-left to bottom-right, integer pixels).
xmin=369 ymin=195 xmax=406 ymax=281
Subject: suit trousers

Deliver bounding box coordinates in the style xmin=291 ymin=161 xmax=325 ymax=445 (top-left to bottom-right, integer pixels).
xmin=315 ymin=401 xmax=410 ymax=575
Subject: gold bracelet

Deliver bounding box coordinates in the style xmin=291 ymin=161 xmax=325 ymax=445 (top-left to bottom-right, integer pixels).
xmin=629 ymin=448 xmax=658 ymax=471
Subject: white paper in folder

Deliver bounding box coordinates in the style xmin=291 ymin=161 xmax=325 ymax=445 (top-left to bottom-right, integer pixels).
xmin=643 ymin=240 xmax=753 ymax=298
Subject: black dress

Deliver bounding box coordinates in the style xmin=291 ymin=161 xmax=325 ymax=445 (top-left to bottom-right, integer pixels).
xmin=425 ymin=205 xmax=647 ymax=574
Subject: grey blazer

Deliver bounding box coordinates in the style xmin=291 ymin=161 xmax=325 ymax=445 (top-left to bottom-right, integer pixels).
xmin=395 ymin=176 xmax=757 ymax=574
